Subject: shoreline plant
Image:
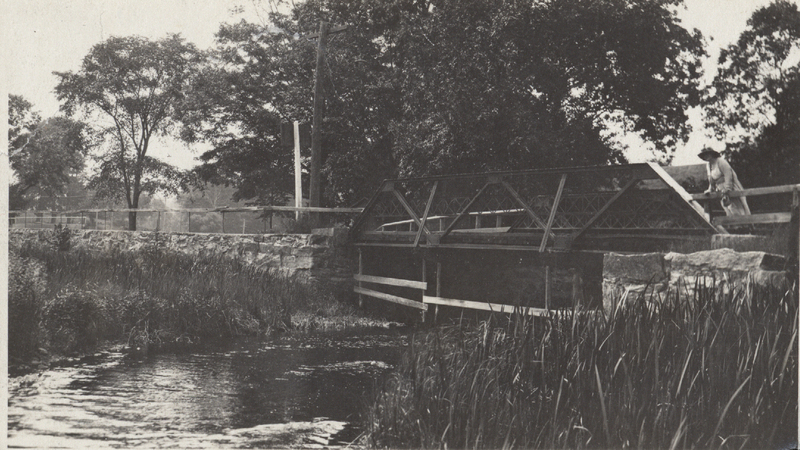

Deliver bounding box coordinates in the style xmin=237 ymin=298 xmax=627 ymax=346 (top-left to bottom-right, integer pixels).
xmin=366 ymin=282 xmax=798 ymax=449
xmin=8 ymin=237 xmax=369 ymax=367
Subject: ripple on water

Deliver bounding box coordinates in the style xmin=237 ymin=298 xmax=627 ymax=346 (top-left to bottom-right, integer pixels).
xmin=8 ymin=329 xmax=408 ymax=448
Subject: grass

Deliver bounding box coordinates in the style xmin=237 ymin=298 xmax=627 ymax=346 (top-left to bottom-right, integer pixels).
xmin=366 ymin=281 xmax=798 ymax=449
xmin=9 ymin=235 xmax=370 ymax=364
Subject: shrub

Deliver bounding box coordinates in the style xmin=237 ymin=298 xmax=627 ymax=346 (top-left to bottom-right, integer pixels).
xmin=8 ymin=254 xmax=47 ymax=359
xmin=40 ymin=285 xmax=108 ymax=354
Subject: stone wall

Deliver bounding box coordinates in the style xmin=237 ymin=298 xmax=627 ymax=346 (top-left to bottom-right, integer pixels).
xmin=602 ymin=248 xmax=789 ymax=313
xmin=9 ymin=228 xmax=355 ymax=296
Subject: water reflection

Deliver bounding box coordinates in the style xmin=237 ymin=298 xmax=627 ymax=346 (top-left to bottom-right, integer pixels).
xmin=8 ymin=328 xmax=408 ymax=448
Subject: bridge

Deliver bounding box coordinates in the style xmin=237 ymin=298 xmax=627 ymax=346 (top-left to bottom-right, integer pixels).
xmin=350 ymin=163 xmax=799 ymax=318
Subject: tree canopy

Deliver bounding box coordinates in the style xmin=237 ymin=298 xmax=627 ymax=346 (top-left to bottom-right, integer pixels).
xmin=54 ymin=34 xmax=202 ymax=229
xmin=703 ymin=0 xmax=800 ymax=188
xmin=186 ymin=0 xmax=705 ymax=207
xmin=8 ymin=95 xmax=89 ymax=210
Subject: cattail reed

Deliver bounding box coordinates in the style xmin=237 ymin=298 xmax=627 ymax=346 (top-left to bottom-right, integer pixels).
xmin=367 ymin=283 xmax=798 ymax=449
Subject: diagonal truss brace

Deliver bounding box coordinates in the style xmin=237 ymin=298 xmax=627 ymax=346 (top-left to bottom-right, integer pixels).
xmin=539 ymin=174 xmax=567 ymax=252
xmin=391 ymin=188 xmax=430 ymax=236
xmin=414 ymin=181 xmax=439 ymax=247
xmin=571 ymin=177 xmax=641 ymax=242
xmin=500 ymin=180 xmax=552 ymax=237
xmin=439 ymin=179 xmax=496 ymax=241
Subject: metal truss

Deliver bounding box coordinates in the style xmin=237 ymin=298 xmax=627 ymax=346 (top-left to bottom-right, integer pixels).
xmin=351 ymin=163 xmax=718 ymax=251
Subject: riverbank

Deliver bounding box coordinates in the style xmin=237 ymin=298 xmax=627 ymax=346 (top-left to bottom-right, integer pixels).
xmin=366 ymin=283 xmax=798 ymax=449
xmin=9 ymin=233 xmax=392 ymax=376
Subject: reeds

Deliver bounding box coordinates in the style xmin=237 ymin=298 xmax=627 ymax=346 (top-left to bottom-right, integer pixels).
xmin=367 ymin=282 xmax=798 ymax=449
xmin=9 ymin=238 xmax=350 ymax=357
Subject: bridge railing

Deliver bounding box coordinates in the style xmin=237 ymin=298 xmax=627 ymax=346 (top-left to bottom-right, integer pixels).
xmin=690 ymin=184 xmax=800 ymax=230
xmin=8 ymin=206 xmax=363 ymax=234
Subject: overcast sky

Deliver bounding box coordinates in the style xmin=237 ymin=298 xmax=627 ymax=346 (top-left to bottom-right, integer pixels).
xmin=2 ymin=0 xmax=790 ymax=169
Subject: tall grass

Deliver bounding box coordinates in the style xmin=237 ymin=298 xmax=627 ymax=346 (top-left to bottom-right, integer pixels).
xmin=367 ymin=282 xmax=798 ymax=449
xmin=10 ymin=237 xmax=353 ymax=359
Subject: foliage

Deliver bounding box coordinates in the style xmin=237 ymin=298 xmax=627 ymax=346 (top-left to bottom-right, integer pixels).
xmin=54 ymin=34 xmax=202 ymax=230
xmin=8 ymin=94 xmax=40 ymax=144
xmin=377 ymin=0 xmax=705 ymax=177
xmin=704 ymin=0 xmax=800 ymax=189
xmin=8 ymin=108 xmax=89 ymax=210
xmin=51 ymin=224 xmax=72 ymax=252
xmin=41 ymin=286 xmax=108 ymax=354
xmin=8 ymin=253 xmax=47 ymax=360
xmin=367 ymin=284 xmax=798 ymax=449
xmin=187 ymin=0 xmax=704 ymax=206
xmin=10 ymin=233 xmax=369 ymax=362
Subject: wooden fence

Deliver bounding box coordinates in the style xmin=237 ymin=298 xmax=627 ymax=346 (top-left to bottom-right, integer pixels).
xmin=8 ymin=206 xmax=363 ymax=234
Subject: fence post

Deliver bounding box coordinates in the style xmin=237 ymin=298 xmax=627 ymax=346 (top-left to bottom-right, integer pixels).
xmin=358 ymin=249 xmax=364 ymax=308
xmin=435 ymin=261 xmax=442 ymax=323
xmin=188 ymin=212 xmax=191 ymax=233
xmin=221 ymin=211 xmax=226 ymax=234
xmin=421 ymin=258 xmax=427 ymax=323
xmin=545 ymin=265 xmax=551 ymax=310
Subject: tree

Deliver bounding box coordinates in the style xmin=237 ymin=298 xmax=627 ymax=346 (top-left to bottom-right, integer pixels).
xmin=8 ymin=96 xmax=89 ymax=210
xmin=378 ymin=0 xmax=705 ymax=176
xmin=704 ymin=0 xmax=800 ymax=189
xmin=188 ymin=0 xmax=704 ymax=205
xmin=54 ymin=34 xmax=203 ymax=230
xmin=9 ymin=94 xmax=40 ymax=146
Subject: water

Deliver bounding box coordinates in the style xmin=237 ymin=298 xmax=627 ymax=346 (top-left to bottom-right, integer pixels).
xmin=8 ymin=327 xmax=409 ymax=449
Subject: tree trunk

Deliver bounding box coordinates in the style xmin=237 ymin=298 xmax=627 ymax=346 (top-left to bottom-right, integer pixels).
xmin=128 ymin=190 xmax=140 ymax=231
xmin=128 ymin=211 xmax=137 ymax=231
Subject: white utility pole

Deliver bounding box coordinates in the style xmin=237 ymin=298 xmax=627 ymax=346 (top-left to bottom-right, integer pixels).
xmin=293 ymin=121 xmax=302 ymax=220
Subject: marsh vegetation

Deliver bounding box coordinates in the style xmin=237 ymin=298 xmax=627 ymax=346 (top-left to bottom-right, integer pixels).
xmin=367 ymin=283 xmax=798 ymax=449
xmin=9 ymin=235 xmax=372 ymax=369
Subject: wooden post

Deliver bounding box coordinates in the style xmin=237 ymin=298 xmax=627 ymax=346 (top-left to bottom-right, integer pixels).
xmin=222 ymin=211 xmax=226 ymax=234
xmin=80 ymin=212 xmax=84 ymax=230
xmin=188 ymin=212 xmax=192 ymax=233
xmin=309 ymin=21 xmax=329 ymax=223
xmin=156 ymin=211 xmax=161 ymax=232
xmin=435 ymin=261 xmax=442 ymax=323
xmin=358 ymin=249 xmax=364 ymax=308
xmin=545 ymin=265 xmax=551 ymax=310
xmin=309 ymin=22 xmax=347 ymax=224
xmin=294 ymin=121 xmax=302 ymax=221
xmin=421 ymin=258 xmax=427 ymax=323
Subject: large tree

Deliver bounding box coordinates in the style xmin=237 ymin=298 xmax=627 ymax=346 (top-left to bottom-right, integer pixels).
xmin=8 ymin=95 xmax=89 ymax=210
xmin=55 ymin=34 xmax=202 ymax=230
xmin=185 ymin=12 xmax=397 ymax=207
xmin=703 ymin=0 xmax=800 ymax=189
xmin=189 ymin=0 xmax=704 ymax=205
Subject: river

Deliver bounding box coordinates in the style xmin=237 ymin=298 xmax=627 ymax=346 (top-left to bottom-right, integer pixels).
xmin=8 ymin=327 xmax=409 ymax=449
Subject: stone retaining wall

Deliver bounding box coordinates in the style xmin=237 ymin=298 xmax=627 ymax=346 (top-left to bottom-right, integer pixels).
xmin=603 ymin=248 xmax=789 ymax=313
xmin=9 ymin=228 xmax=355 ymax=296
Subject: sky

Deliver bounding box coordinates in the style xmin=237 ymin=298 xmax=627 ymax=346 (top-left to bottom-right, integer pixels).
xmin=2 ymin=0 xmax=793 ymax=170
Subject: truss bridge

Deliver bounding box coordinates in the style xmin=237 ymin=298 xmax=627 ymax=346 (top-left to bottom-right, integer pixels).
xmin=349 ymin=163 xmax=798 ymax=319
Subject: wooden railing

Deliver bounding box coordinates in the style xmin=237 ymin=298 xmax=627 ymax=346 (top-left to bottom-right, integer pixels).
xmin=9 ymin=206 xmax=363 ymax=233
xmin=690 ymin=184 xmax=799 ymax=229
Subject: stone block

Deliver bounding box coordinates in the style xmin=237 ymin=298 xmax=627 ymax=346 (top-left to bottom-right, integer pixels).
xmin=665 ymin=248 xmax=785 ymax=274
xmin=603 ymin=252 xmax=666 ymax=283
xmin=239 ymin=242 xmax=260 ymax=254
